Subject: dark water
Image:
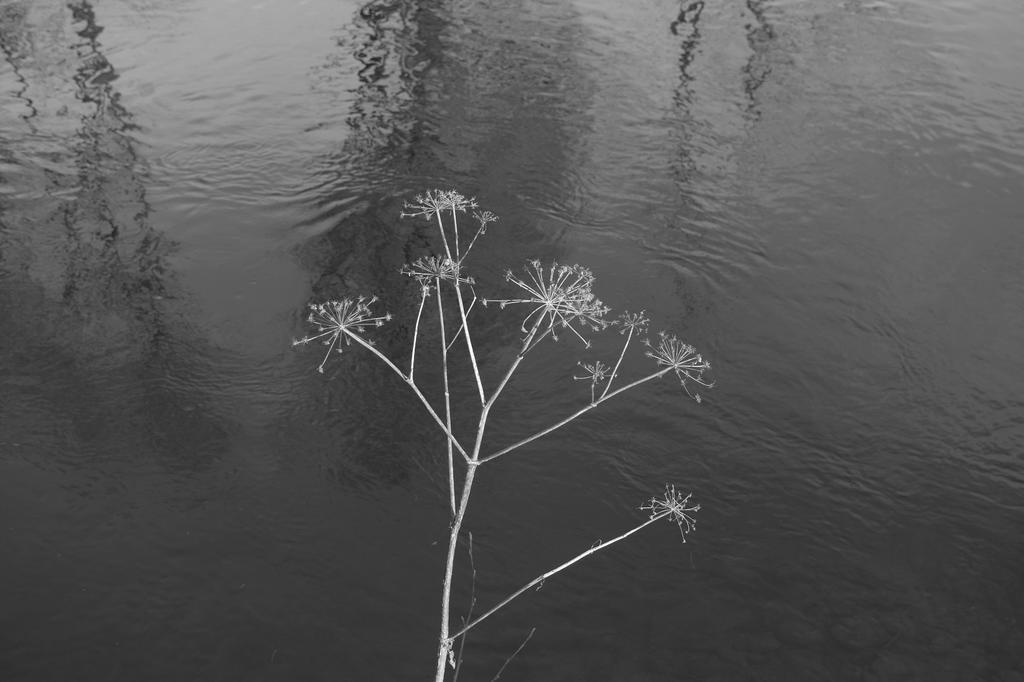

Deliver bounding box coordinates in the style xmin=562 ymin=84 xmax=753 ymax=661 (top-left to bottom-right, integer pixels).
xmin=2 ymin=0 xmax=1022 ymax=680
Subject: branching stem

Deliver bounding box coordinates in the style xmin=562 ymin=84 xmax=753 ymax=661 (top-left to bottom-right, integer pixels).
xmin=436 ymin=276 xmax=457 ymax=517
xmin=343 ymin=331 xmax=470 ymax=463
xmin=479 ymin=367 xmax=672 ymax=464
xmin=448 ymin=509 xmax=672 ymax=641
xmin=410 ymin=285 xmax=429 ymax=381
xmin=601 ymin=325 xmax=634 ymax=399
xmin=431 ymin=208 xmax=487 ymax=404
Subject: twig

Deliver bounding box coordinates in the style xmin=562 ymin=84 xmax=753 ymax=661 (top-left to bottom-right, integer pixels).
xmin=491 ymin=628 xmax=536 ymax=681
xmin=434 ymin=208 xmax=487 ymax=405
xmin=343 ymin=331 xmax=471 ymax=462
xmin=436 ymin=277 xmax=457 ymax=517
xmin=410 ymin=284 xmax=429 ymax=381
xmin=601 ymin=324 xmax=634 ymax=399
xmin=452 ymin=532 xmax=477 ymax=682
xmin=479 ymin=368 xmax=672 ymax=464
xmin=449 ymin=510 xmax=671 ymax=640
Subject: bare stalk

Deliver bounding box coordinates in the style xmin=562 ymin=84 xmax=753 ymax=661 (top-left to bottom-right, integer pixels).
xmin=436 ymin=276 xmax=456 ymax=517
xmin=432 ymin=207 xmax=487 ymax=404
xmin=451 ymin=532 xmax=477 ymax=682
xmin=434 ymin=318 xmax=544 ymax=682
xmin=410 ymin=284 xmax=429 ymax=381
xmin=435 ymin=461 xmax=480 ymax=681
xmin=343 ymin=331 xmax=471 ymax=463
xmin=479 ymin=367 xmax=673 ymax=464
xmin=449 ymin=510 xmax=672 ymax=640
xmin=601 ymin=324 xmax=634 ymax=399
xmin=490 ymin=628 xmax=535 ymax=681
xmin=433 ymin=208 xmax=454 ymax=262
xmin=446 ymin=293 xmax=477 ymax=352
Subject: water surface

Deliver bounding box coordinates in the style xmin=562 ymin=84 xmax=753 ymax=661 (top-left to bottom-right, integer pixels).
xmin=1 ymin=0 xmax=1022 ymax=680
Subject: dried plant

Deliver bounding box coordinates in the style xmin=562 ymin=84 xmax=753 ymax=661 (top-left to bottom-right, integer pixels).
xmin=294 ymin=190 xmax=713 ymax=681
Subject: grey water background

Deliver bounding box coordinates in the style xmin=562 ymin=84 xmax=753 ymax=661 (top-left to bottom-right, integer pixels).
xmin=1 ymin=0 xmax=1022 ymax=679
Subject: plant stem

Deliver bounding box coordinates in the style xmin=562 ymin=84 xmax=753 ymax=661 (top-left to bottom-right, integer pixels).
xmin=410 ymin=285 xmax=428 ymax=381
xmin=343 ymin=331 xmax=471 ymax=462
xmin=452 ymin=216 xmax=486 ymax=405
xmin=435 ymin=461 xmax=479 ymax=681
xmin=433 ymin=208 xmax=487 ymax=405
xmin=448 ymin=510 xmax=672 ymax=640
xmin=601 ymin=325 xmax=634 ymax=400
xmin=434 ymin=318 xmax=544 ymax=682
xmin=479 ymin=367 xmax=672 ymax=464
xmin=436 ymin=276 xmax=456 ymax=517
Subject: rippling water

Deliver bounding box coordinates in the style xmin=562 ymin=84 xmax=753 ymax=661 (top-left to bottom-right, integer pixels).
xmin=2 ymin=0 xmax=1022 ymax=679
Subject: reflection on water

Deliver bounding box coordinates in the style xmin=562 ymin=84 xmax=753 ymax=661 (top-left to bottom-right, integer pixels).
xmin=1 ymin=0 xmax=1023 ymax=679
xmin=671 ymin=0 xmax=704 ymax=82
xmin=743 ymin=0 xmax=776 ymax=116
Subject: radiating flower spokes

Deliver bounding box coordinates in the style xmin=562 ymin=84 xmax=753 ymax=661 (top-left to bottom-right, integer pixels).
xmin=483 ymin=260 xmax=610 ymax=349
xmin=616 ymin=310 xmax=650 ymax=335
xmin=644 ymin=331 xmax=713 ymax=402
xmin=641 ymin=484 xmax=700 ymax=542
xmin=293 ymin=296 xmax=391 ymax=373
xmin=461 ymin=210 xmax=498 ymax=261
xmin=574 ymin=360 xmax=610 ymax=404
xmin=401 ymin=189 xmax=478 ymax=220
xmin=401 ymin=256 xmax=474 ymax=286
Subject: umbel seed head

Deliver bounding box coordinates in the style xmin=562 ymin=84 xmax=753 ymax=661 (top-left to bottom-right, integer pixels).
xmin=641 ymin=485 xmax=700 ymax=542
xmin=293 ymin=295 xmax=391 ymax=373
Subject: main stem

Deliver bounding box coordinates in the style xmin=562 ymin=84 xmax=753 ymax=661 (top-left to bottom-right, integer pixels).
xmin=433 ymin=320 xmax=542 ymax=682
xmin=448 ymin=510 xmax=671 ymax=640
xmin=434 ymin=462 xmax=479 ymax=681
xmin=437 ymin=277 xmax=456 ymax=517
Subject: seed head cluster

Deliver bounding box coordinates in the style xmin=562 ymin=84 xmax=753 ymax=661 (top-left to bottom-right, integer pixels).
xmin=293 ymin=296 xmax=391 ymax=373
xmin=641 ymin=485 xmax=700 ymax=542
xmin=616 ymin=310 xmax=650 ymax=335
xmin=484 ymin=260 xmax=610 ymax=347
xmin=401 ymin=189 xmax=477 ymax=220
xmin=400 ymin=256 xmax=471 ymax=286
xmin=644 ymin=331 xmax=712 ymax=401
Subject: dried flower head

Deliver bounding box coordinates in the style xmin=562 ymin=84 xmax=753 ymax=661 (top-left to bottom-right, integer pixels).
xmin=400 ymin=256 xmax=473 ymax=285
xmin=483 ymin=260 xmax=610 ymax=347
xmin=644 ymin=331 xmax=713 ymax=401
xmin=293 ymin=296 xmax=391 ymax=373
xmin=616 ymin=310 xmax=650 ymax=335
xmin=574 ymin=360 xmax=610 ymax=403
xmin=401 ymin=189 xmax=477 ymax=220
xmin=473 ymin=210 xmax=498 ymax=231
xmin=641 ymin=485 xmax=700 ymax=542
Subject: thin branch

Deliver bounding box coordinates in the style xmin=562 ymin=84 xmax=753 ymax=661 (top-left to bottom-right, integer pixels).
xmin=446 ymin=292 xmax=477 ymax=352
xmin=479 ymin=367 xmax=672 ymax=464
xmin=342 ymin=331 xmax=471 ymax=462
xmin=484 ymin=317 xmax=545 ymax=411
xmin=435 ymin=462 xmax=481 ymax=681
xmin=490 ymin=628 xmax=536 ymax=681
xmin=449 ymin=511 xmax=672 ymax=640
xmin=410 ymin=285 xmax=429 ymax=381
xmin=601 ymin=325 xmax=634 ymax=399
xmin=433 ymin=208 xmax=454 ymax=262
xmin=436 ymin=276 xmax=457 ymax=517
